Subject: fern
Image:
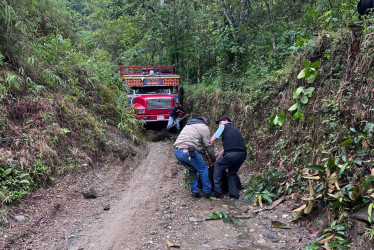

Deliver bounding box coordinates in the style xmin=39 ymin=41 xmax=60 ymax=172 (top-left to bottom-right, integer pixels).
xmin=5 ymin=73 xmax=21 ymax=92
xmin=0 ymin=51 xmax=4 ymax=66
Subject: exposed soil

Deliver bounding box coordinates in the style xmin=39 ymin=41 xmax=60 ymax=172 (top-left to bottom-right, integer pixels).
xmin=0 ymin=130 xmax=313 ymax=250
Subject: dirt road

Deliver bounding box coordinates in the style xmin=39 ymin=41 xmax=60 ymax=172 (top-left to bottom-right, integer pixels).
xmin=1 ymin=138 xmax=312 ymax=249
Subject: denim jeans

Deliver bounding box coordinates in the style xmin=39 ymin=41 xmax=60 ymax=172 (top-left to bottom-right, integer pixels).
xmin=167 ymin=117 xmax=180 ymax=131
xmin=213 ymin=151 xmax=247 ymax=196
xmin=174 ymin=148 xmax=211 ymax=195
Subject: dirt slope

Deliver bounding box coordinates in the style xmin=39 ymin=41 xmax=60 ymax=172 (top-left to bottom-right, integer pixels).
xmin=1 ymin=138 xmax=312 ymax=250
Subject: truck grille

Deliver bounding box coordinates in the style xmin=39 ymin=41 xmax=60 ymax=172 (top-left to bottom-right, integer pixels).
xmin=147 ymin=98 xmax=172 ymax=110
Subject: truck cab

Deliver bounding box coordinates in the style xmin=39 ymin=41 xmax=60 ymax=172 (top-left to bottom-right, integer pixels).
xmin=120 ymin=66 xmax=183 ymax=122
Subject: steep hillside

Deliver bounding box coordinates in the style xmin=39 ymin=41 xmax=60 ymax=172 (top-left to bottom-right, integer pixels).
xmin=185 ymin=27 xmax=373 ymax=248
xmin=0 ymin=0 xmax=142 ymax=205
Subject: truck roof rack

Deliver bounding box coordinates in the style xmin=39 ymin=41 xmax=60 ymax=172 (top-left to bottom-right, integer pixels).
xmin=120 ymin=66 xmax=175 ymax=76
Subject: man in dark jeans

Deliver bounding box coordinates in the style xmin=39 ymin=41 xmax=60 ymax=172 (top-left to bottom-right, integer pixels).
xmin=210 ymin=116 xmax=247 ymax=199
xmin=167 ymin=103 xmax=186 ymax=133
xmin=174 ymin=115 xmax=216 ymax=198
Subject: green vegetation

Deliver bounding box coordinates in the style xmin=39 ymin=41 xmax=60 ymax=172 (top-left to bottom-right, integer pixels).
xmin=206 ymin=210 xmax=242 ymax=225
xmin=0 ymin=0 xmax=142 ymax=204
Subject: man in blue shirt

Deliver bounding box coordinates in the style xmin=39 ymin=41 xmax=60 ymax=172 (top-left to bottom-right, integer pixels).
xmin=210 ymin=116 xmax=247 ymax=199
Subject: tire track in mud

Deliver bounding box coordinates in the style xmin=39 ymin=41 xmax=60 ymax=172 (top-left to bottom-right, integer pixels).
xmin=73 ymin=141 xmax=172 ymax=250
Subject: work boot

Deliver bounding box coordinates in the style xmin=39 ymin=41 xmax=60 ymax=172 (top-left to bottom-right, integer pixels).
xmin=211 ymin=192 xmax=222 ymax=198
xmin=229 ymin=194 xmax=239 ymax=199
xmin=192 ymin=192 xmax=202 ymax=198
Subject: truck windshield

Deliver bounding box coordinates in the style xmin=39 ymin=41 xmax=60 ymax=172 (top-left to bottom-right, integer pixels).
xmin=134 ymin=87 xmax=170 ymax=94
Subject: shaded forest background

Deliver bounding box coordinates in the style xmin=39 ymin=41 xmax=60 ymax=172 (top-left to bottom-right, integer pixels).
xmin=0 ymin=0 xmax=373 ymax=248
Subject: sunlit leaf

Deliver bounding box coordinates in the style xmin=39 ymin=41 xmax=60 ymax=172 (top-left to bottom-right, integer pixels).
xmin=292 ymin=204 xmax=307 ymax=213
xmin=297 ymin=70 xmax=306 ymax=79
xmin=288 ymin=103 xmax=298 ymax=111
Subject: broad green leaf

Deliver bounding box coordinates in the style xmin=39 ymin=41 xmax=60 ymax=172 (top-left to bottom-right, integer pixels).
xmin=3 ymin=168 xmax=12 ymax=176
xmin=342 ymin=147 xmax=347 ymax=162
xmin=305 ymin=69 xmax=311 ymax=79
xmin=223 ymin=217 xmax=230 ymax=223
xmin=278 ymin=111 xmax=286 ymax=123
xmin=356 ymin=150 xmax=366 ymax=157
xmin=292 ymin=112 xmax=304 ymax=121
xmin=18 ymin=179 xmax=30 ymax=184
xmin=306 ymin=74 xmax=316 ymax=83
xmin=297 ymin=70 xmax=305 ymax=79
xmin=307 ymin=165 xmax=325 ymax=171
xmin=295 ymin=87 xmax=303 ymax=96
xmin=206 ymin=211 xmax=222 ymax=220
xmin=302 ymin=59 xmax=310 ymax=67
xmin=364 ymin=123 xmax=374 ymax=134
xmin=327 ymin=158 xmax=336 ymax=168
xmin=340 ymin=138 xmax=353 ymax=147
xmin=311 ymin=61 xmax=321 ymax=68
xmin=334 ymin=157 xmax=340 ymax=166
xmin=314 ymin=183 xmax=325 ymax=193
xmin=353 ymin=158 xmax=362 ymax=166
xmin=262 ymin=193 xmax=273 ymax=205
xmin=339 ymin=162 xmax=349 ymax=175
xmin=273 ymin=116 xmax=279 ymax=125
xmin=300 ymin=96 xmax=308 ymax=104
xmin=288 ymin=103 xmax=298 ymax=111
xmin=305 ymin=242 xmax=320 ymax=250
xmin=304 ymin=87 xmax=315 ymax=96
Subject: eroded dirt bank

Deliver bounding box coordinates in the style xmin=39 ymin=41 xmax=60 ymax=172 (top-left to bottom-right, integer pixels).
xmin=1 ymin=138 xmax=312 ymax=250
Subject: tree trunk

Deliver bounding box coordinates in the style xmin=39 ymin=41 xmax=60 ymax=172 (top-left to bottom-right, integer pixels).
xmin=264 ymin=0 xmax=278 ymax=64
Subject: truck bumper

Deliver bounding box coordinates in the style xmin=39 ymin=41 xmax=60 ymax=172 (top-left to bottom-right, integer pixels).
xmin=137 ymin=114 xmax=170 ymax=122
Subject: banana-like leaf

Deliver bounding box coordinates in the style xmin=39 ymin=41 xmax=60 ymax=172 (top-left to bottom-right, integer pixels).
xmin=368 ymin=203 xmax=374 ymax=224
xmin=335 ymin=181 xmax=341 ymax=191
xmin=304 ymin=200 xmax=313 ymax=214
xmin=302 ymin=176 xmax=320 ymax=180
xmin=309 ymin=180 xmax=314 ymax=197
xmin=327 ymin=172 xmax=337 ymax=182
xmin=292 ymin=204 xmax=307 ymax=213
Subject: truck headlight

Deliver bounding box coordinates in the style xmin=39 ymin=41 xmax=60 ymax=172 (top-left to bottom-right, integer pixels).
xmin=138 ymin=109 xmax=145 ymax=113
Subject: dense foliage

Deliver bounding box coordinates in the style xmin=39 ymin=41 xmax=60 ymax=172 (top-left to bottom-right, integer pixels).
xmin=0 ymin=0 xmax=141 ymax=204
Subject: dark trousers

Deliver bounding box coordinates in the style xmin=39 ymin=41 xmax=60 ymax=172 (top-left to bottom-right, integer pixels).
xmin=213 ymin=151 xmax=247 ymax=196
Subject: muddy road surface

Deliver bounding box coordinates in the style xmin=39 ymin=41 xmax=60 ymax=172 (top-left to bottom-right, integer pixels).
xmin=1 ymin=135 xmax=312 ymax=249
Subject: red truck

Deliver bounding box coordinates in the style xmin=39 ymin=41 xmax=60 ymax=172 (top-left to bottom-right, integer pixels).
xmin=120 ymin=66 xmax=183 ymax=122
